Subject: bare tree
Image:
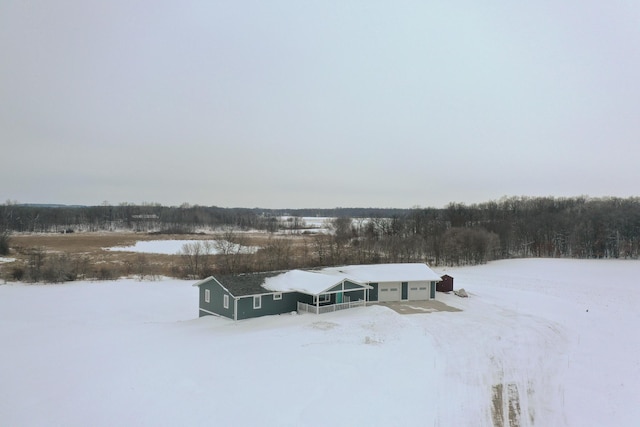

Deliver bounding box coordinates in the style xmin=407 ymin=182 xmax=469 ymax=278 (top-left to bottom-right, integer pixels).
xmin=214 ymin=229 xmax=250 ymax=274
xmin=26 ymin=247 xmax=46 ymax=282
xmin=181 ymin=241 xmax=214 ymax=279
xmin=259 ymin=236 xmax=293 ymax=271
xmin=0 ymin=228 xmax=10 ymax=256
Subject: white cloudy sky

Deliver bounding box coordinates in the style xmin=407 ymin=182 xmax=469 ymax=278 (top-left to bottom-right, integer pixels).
xmin=1 ymin=1 xmax=639 ymax=208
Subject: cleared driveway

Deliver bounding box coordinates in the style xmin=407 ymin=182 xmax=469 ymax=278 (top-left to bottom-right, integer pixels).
xmin=373 ymin=299 xmax=462 ymax=314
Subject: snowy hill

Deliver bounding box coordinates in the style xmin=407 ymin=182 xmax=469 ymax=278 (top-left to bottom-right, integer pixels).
xmin=1 ymin=259 xmax=638 ymax=426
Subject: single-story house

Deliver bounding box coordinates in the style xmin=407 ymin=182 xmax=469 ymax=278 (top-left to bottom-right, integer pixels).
xmin=195 ymin=263 xmax=442 ymax=320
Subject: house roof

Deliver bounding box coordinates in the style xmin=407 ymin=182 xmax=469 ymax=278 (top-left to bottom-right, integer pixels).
xmin=194 ymin=263 xmax=440 ymax=297
xmin=321 ymin=263 xmax=442 ymax=283
xmin=205 ymin=272 xmax=282 ymax=297
xmin=262 ymin=269 xmax=368 ymax=295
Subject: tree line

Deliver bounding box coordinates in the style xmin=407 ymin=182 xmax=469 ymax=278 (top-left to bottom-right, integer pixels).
xmin=178 ymin=196 xmax=640 ymax=278
xmin=2 ymin=196 xmax=639 ymax=281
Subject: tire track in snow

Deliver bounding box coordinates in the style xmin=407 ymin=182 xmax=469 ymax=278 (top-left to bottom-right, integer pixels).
xmin=418 ymin=294 xmax=568 ymax=426
xmin=491 ymin=382 xmax=522 ymax=427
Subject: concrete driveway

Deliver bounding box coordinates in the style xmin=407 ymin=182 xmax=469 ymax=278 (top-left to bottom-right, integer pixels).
xmin=373 ymin=300 xmax=462 ymax=315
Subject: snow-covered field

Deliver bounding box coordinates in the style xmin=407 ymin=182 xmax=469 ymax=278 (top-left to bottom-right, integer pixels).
xmin=1 ymin=259 xmax=638 ymax=426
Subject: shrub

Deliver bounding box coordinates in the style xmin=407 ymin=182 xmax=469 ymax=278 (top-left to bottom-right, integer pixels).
xmin=0 ymin=231 xmax=10 ymax=256
xmin=11 ymin=267 xmax=24 ymax=281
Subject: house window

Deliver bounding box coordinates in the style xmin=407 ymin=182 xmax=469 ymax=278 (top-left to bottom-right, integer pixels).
xmin=223 ymin=294 xmax=229 ymax=309
xmin=273 ymin=293 xmax=282 ymax=300
xmin=204 ymin=289 xmax=210 ymax=303
xmin=253 ymin=295 xmax=261 ymax=309
xmin=313 ymin=294 xmax=331 ymax=304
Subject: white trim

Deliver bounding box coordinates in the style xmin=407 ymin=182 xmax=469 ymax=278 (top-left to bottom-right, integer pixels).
xmin=204 ymin=289 xmax=210 ymax=303
xmin=223 ymin=294 xmax=229 ymax=309
xmin=273 ymin=292 xmax=282 ymax=300
xmin=199 ymin=308 xmax=221 ymax=316
xmin=193 ymin=276 xmax=216 ymax=287
xmin=313 ymin=294 xmax=331 ymax=304
xmin=253 ymin=295 xmax=262 ymax=309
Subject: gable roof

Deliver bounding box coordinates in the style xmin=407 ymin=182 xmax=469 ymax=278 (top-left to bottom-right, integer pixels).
xmin=262 ymin=269 xmax=369 ymax=295
xmin=194 ymin=272 xmax=282 ymax=297
xmin=321 ymin=263 xmax=442 ymax=283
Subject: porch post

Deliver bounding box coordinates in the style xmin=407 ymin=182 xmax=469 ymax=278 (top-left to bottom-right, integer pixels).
xmin=316 ymin=295 xmax=320 ymax=315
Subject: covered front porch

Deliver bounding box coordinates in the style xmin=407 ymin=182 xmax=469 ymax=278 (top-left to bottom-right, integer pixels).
xmin=297 ymin=298 xmax=367 ymax=314
xmin=295 ymin=280 xmax=371 ymax=315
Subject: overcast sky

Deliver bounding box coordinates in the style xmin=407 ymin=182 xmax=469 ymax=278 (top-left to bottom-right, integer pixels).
xmin=1 ymin=1 xmax=639 ymax=209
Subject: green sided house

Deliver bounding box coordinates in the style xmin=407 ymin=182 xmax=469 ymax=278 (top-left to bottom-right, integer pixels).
xmin=195 ymin=263 xmax=442 ymax=321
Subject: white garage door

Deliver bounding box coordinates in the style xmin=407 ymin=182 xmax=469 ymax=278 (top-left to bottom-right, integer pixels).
xmin=409 ymin=284 xmax=430 ymax=301
xmin=378 ymin=284 xmax=401 ymax=302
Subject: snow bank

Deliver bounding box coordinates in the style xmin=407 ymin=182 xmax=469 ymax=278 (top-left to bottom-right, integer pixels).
xmin=1 ymin=259 xmax=638 ymax=426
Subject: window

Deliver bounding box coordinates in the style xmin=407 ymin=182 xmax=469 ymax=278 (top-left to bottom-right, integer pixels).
xmin=411 ymin=287 xmax=418 ymax=291
xmin=253 ymin=295 xmax=261 ymax=309
xmin=223 ymin=294 xmax=229 ymax=309
xmin=273 ymin=293 xmax=282 ymax=301
xmin=313 ymin=294 xmax=331 ymax=304
xmin=204 ymin=289 xmax=210 ymax=303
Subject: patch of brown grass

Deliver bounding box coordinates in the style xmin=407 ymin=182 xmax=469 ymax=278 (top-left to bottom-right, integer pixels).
xmin=3 ymin=231 xmax=319 ymax=281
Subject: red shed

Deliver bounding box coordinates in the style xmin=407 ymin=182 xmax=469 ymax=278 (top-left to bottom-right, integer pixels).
xmin=437 ymin=274 xmax=454 ymax=292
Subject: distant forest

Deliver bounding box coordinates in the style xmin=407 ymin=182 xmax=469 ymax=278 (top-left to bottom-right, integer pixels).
xmin=2 ymin=197 xmax=639 ymax=267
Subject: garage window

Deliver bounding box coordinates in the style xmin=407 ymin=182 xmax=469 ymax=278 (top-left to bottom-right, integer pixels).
xmin=223 ymin=294 xmax=229 ymax=309
xmin=419 ymin=287 xmax=427 ymax=290
xmin=204 ymin=289 xmax=210 ymax=303
xmin=411 ymin=287 xmax=418 ymax=291
xmin=273 ymin=293 xmax=282 ymax=300
xmin=253 ymin=295 xmax=261 ymax=309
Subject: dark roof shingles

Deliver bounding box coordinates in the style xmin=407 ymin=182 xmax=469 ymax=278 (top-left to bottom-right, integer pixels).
xmin=215 ymin=272 xmax=282 ymax=297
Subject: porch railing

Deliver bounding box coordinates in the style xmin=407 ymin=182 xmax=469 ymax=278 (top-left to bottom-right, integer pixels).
xmin=297 ymin=299 xmax=366 ymax=315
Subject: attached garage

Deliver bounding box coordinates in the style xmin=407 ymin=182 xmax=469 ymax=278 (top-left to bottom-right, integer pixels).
xmin=309 ymin=263 xmax=443 ymax=303
xmin=408 ymin=283 xmax=430 ymax=301
xmin=378 ymin=283 xmax=402 ymax=302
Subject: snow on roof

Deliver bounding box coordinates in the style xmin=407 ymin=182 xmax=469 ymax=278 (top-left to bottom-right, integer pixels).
xmin=262 ymin=263 xmax=440 ymax=295
xmin=322 ymin=263 xmax=442 ymax=283
xmin=263 ymin=270 xmax=357 ymax=295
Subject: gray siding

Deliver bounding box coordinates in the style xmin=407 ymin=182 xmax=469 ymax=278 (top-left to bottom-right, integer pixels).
xmin=235 ymin=291 xmax=302 ymax=320
xmin=199 ymin=278 xmax=235 ymax=320
xmin=344 ymin=280 xmax=363 ymax=290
